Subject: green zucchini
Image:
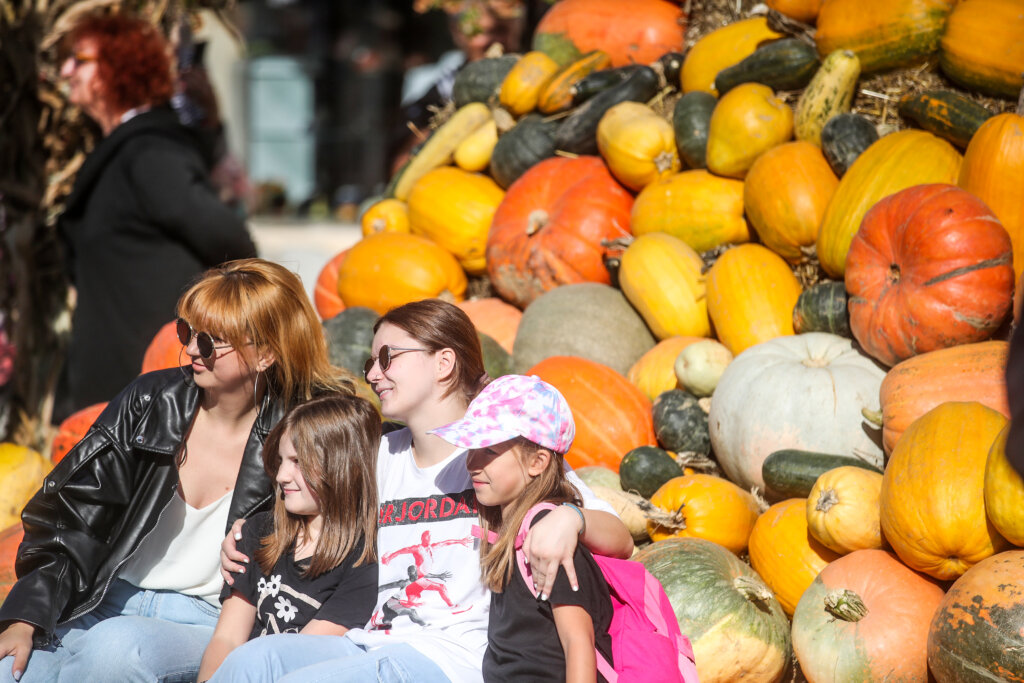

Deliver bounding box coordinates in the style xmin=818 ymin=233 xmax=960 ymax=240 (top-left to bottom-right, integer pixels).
xmin=762 ymin=449 xmax=883 ymax=500
xmin=897 ymin=89 xmax=993 ymax=149
xmin=714 ymin=39 xmax=820 ymax=95
xmin=452 ymin=55 xmax=519 ymax=107
xmin=795 ymin=49 xmax=861 ymax=146
xmin=569 ymin=64 xmax=644 ymax=105
xmin=555 ymin=65 xmax=660 ymax=155
xmin=672 ymin=91 xmax=717 ymax=169
xmin=619 ymin=446 xmax=683 ymax=499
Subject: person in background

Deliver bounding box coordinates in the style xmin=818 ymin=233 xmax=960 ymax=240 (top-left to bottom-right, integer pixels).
xmin=1005 ymin=318 xmax=1024 ymax=478
xmin=0 ymin=259 xmax=354 ymax=682
xmin=54 ymin=11 xmax=256 ymax=422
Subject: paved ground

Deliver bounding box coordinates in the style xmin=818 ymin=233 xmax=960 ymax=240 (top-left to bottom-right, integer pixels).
xmin=249 ymin=218 xmax=362 ymax=305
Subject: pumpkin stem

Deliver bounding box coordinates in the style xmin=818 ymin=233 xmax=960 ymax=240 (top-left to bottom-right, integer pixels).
xmin=824 ymin=589 xmax=868 ymax=622
xmin=750 ymin=486 xmax=771 ymax=514
xmin=815 ymin=487 xmax=839 ymax=512
xmin=674 ymin=450 xmax=718 ymax=474
xmin=526 ymin=210 xmax=549 ymax=236
xmin=887 ymin=263 xmax=901 ymax=285
xmin=654 ymin=150 xmax=677 ymax=174
xmin=734 ymin=576 xmax=775 ymax=605
xmin=801 ymin=356 xmax=830 ymax=369
xmin=697 ymin=397 xmax=711 ymax=415
xmin=861 ymin=407 xmax=883 ymax=427
xmin=761 ymin=7 xmax=817 ymax=47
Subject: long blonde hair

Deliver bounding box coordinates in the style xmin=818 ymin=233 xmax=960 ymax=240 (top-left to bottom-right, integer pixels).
xmin=477 ymin=438 xmax=582 ymax=592
xmin=177 ymin=258 xmax=354 ymax=408
xmin=256 ymin=394 xmax=380 ymax=576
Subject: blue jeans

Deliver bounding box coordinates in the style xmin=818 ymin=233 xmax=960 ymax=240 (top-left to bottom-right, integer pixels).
xmin=0 ymin=579 xmax=219 ymax=683
xmin=209 ymin=633 xmax=451 ymax=683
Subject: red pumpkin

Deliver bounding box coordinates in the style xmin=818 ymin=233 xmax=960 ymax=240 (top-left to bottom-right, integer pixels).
xmin=533 ymin=0 xmax=686 ymax=67
xmin=793 ymin=549 xmax=945 ymax=682
xmin=487 ymin=156 xmax=633 ymax=309
xmin=141 ymin=320 xmax=186 ymax=374
xmin=0 ymin=522 xmax=23 ymax=604
xmin=846 ymin=184 xmax=1014 ymax=367
xmin=528 ymin=355 xmax=656 ymax=472
xmin=313 ymin=249 xmax=349 ymax=321
xmin=51 ymin=402 xmax=107 ymax=466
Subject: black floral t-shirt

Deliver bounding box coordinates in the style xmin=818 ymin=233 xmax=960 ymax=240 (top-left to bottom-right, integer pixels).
xmin=223 ymin=512 xmax=378 ymax=639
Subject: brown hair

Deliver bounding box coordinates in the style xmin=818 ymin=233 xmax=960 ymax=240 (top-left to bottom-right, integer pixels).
xmin=373 ymin=299 xmax=486 ymax=404
xmin=256 ymin=394 xmax=381 ymax=576
xmin=67 ymin=12 xmax=174 ymax=113
xmin=177 ymin=258 xmax=354 ymax=409
xmin=477 ymin=438 xmax=581 ymax=592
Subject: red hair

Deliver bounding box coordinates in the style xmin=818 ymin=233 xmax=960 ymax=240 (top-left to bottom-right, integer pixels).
xmin=68 ymin=12 xmax=174 ymax=113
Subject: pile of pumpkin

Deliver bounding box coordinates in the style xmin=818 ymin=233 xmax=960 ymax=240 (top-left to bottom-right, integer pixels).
xmin=310 ymin=0 xmax=1024 ymax=678
xmin=2 ymin=0 xmax=1023 ymax=679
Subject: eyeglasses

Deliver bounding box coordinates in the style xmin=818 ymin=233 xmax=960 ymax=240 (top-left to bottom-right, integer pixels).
xmin=364 ymin=345 xmax=427 ymax=381
xmin=176 ymin=317 xmax=234 ymax=360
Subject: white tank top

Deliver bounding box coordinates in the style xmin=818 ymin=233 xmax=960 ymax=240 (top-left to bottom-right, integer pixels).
xmin=119 ymin=489 xmax=233 ymax=606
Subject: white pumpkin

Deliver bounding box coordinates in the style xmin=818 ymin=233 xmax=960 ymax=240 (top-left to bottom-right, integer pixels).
xmin=675 ymin=339 xmax=733 ymax=397
xmin=708 ymin=333 xmax=885 ymax=492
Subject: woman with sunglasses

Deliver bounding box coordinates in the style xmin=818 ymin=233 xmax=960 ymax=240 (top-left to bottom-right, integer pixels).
xmin=0 ymin=259 xmax=354 ymax=683
xmin=53 ymin=11 xmax=256 ymax=423
xmin=213 ymin=298 xmax=632 ymax=682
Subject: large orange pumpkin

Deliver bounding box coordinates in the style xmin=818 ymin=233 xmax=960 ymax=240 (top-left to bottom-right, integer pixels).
xmin=51 ymin=402 xmax=107 ymax=466
xmin=0 ymin=522 xmax=23 ymax=604
xmin=928 ymin=550 xmax=1024 ymax=681
xmin=647 ymin=474 xmax=761 ymax=553
xmin=792 ymin=549 xmax=945 ymax=683
xmin=313 ymin=249 xmax=349 ymax=321
xmin=846 ymin=184 xmax=1014 ymax=367
xmin=939 ymin=0 xmax=1024 ymax=99
xmin=532 ymin=0 xmax=686 ymax=68
xmin=705 ymin=244 xmax=803 ymax=356
xmin=877 ymin=340 xmax=1009 ymax=454
xmin=527 ymin=356 xmax=656 ymax=472
xmin=748 ymin=498 xmax=842 ymax=616
xmin=456 ymin=298 xmax=522 ymax=355
xmin=880 ymin=401 xmax=1009 ymax=580
xmin=487 ymin=156 xmax=633 ymax=309
xmin=140 ymin=320 xmax=186 ymax=374
xmin=337 ymin=233 xmax=466 ymax=315
xmin=958 ymin=102 xmax=1024 ymax=283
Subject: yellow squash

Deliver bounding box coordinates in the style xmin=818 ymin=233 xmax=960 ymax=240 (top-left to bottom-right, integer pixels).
xmin=806 ymin=466 xmax=886 ymax=555
xmin=499 ymin=51 xmax=561 ymax=116
xmin=706 ymin=83 xmax=794 ymax=179
xmin=360 ymin=198 xmax=410 ymax=237
xmin=453 ymin=119 xmax=499 ymax=172
xmin=985 ymin=424 xmax=1024 ymax=547
xmin=597 ymin=102 xmax=680 ymax=191
xmin=681 ymin=17 xmax=783 ymax=95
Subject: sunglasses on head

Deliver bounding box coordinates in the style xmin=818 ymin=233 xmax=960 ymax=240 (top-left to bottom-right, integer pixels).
xmin=176 ymin=317 xmax=233 ymax=360
xmin=364 ymin=345 xmax=427 ymax=381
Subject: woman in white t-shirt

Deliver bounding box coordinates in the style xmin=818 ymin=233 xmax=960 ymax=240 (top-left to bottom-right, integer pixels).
xmin=213 ymin=299 xmax=632 ymax=682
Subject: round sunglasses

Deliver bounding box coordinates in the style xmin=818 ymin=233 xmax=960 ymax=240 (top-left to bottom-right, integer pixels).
xmin=176 ymin=318 xmax=234 ymax=360
xmin=364 ymin=345 xmax=427 ymax=381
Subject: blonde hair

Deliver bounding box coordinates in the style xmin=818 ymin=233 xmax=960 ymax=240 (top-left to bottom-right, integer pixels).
xmin=257 ymin=394 xmax=381 ymax=576
xmin=477 ymin=438 xmax=581 ymax=592
xmin=177 ymin=258 xmax=354 ymax=408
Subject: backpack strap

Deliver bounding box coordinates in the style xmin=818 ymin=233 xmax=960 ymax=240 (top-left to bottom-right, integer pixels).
xmin=513 ymin=502 xmax=618 ymax=682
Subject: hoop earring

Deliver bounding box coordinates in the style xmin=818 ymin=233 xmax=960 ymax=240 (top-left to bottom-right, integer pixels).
xmin=178 ymin=345 xmax=194 ymax=387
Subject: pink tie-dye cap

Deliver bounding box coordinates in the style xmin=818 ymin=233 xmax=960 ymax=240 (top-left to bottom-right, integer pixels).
xmin=430 ymin=374 xmax=575 ymax=454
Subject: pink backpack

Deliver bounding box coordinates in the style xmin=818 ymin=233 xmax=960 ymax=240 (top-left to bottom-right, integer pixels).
xmin=514 ymin=503 xmax=700 ymax=683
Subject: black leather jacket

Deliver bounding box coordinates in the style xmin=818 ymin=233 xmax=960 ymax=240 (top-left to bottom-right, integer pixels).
xmin=0 ymin=368 xmax=282 ymax=642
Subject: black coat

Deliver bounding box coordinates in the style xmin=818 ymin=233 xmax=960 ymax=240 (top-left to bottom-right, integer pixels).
xmin=58 ymin=107 xmax=257 ymax=414
xmin=0 ymin=367 xmax=281 ymax=643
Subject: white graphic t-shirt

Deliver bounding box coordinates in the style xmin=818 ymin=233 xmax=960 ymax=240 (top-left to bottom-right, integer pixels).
xmin=344 ymin=428 xmax=615 ymax=682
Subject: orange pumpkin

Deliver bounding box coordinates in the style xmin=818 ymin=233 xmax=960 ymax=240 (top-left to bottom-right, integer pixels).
xmin=748 ymin=498 xmax=842 ymax=616
xmin=337 ymin=233 xmax=466 ymax=315
xmin=0 ymin=522 xmax=23 ymax=604
xmin=984 ymin=424 xmax=1024 ymax=547
xmin=647 ymin=474 xmax=761 ymax=553
xmin=141 ymin=320 xmax=186 ymax=374
xmin=528 ymin=355 xmax=656 ymax=472
xmin=939 ymin=0 xmax=1024 ymax=99
xmin=880 ymin=401 xmax=1009 ymax=580
xmin=51 ymin=402 xmax=107 ymax=466
xmin=928 ymin=550 xmax=1024 ymax=681
xmin=627 ymin=336 xmax=704 ymax=401
xmin=487 ymin=156 xmax=633 ymax=309
xmin=313 ymin=249 xmax=349 ymax=321
xmin=846 ymin=184 xmax=1014 ymax=367
xmin=456 ymin=298 xmax=522 ymax=355
xmin=743 ymin=142 xmax=838 ymax=263
xmin=705 ymin=244 xmax=803 ymax=355
xmin=532 ymin=0 xmax=685 ymax=68
xmin=877 ymin=340 xmax=1009 ymax=454
xmin=765 ymin=0 xmax=823 ymax=22
xmin=360 ymin=198 xmax=410 ymax=237
xmin=793 ymin=549 xmax=945 ymax=683
xmin=958 ymin=103 xmax=1024 ymax=283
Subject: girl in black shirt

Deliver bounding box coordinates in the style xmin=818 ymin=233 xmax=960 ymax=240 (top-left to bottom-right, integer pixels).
xmin=197 ymin=394 xmax=380 ymax=681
